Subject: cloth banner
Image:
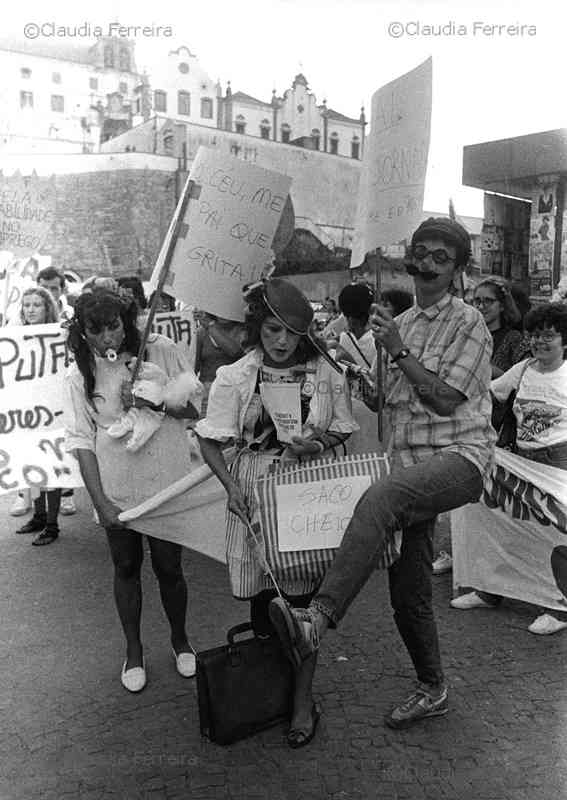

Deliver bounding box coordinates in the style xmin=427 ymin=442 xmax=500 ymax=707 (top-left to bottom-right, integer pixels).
xmin=0 ymin=322 xmax=82 ymax=493
xmin=452 ymin=448 xmax=567 ymax=611
xmin=0 ymin=315 xmax=196 ymax=496
xmin=254 ymin=452 xmax=394 ymax=585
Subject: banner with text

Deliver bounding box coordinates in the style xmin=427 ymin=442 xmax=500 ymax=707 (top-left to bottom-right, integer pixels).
xmin=452 ymin=448 xmax=567 ymax=611
xmin=350 ymin=57 xmax=432 ymax=267
xmin=0 ymin=252 xmax=51 ymax=326
xmin=151 ymin=148 xmax=292 ymax=322
xmin=0 ymin=322 xmax=81 ymax=493
xmin=0 ymin=312 xmax=197 ymax=494
xmin=0 ymin=174 xmax=56 ymax=256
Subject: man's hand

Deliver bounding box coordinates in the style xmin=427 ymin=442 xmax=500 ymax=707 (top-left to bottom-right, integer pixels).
xmin=369 ymin=306 xmax=404 ymax=357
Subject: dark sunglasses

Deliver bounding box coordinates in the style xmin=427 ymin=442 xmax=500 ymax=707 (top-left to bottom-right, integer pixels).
xmin=411 ymin=245 xmax=455 ymax=265
xmin=405 ymin=262 xmax=440 ymax=281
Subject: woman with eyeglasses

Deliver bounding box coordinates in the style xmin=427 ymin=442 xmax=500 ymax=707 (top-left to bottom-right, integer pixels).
xmin=451 ymin=302 xmax=567 ymax=634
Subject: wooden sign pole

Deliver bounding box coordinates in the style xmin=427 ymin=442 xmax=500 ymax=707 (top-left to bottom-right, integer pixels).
xmin=131 ymin=178 xmax=200 ymax=382
xmin=368 ymin=249 xmax=384 ymax=443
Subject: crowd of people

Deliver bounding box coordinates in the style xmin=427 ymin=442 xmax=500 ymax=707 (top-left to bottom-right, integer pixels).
xmin=7 ymin=216 xmax=567 ymax=748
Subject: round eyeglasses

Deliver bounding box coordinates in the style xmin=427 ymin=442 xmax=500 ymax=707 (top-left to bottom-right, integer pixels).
xmin=530 ymin=330 xmax=560 ymax=343
xmin=411 ymin=245 xmax=455 ymax=265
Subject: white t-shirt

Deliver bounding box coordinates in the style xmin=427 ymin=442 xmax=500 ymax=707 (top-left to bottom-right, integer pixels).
xmin=491 ymin=359 xmax=567 ymax=449
xmin=338 ymin=329 xmax=375 ymax=369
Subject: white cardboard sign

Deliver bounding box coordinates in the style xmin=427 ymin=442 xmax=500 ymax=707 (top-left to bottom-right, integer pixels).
xmin=153 ymin=148 xmax=292 ymax=322
xmin=350 ymin=57 xmax=432 ymax=266
xmin=276 ymin=474 xmax=371 ymax=551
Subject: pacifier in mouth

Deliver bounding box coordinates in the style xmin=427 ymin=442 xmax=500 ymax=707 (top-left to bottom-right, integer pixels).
xmin=105 ymin=349 xmax=118 ymax=362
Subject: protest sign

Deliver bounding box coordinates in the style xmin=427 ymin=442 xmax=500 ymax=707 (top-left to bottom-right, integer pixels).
xmin=350 ymin=58 xmax=432 ymax=266
xmin=150 ymin=148 xmax=292 ymax=322
xmin=0 ymin=312 xmax=199 ymax=495
xmin=259 ymin=382 xmax=302 ymax=444
xmin=0 ymin=173 xmax=56 ymax=256
xmin=276 ymin=474 xmax=371 ymax=552
xmin=152 ymin=308 xmax=196 ymax=366
xmin=0 ymin=322 xmax=81 ymax=493
xmin=0 ymin=252 xmax=52 ymax=325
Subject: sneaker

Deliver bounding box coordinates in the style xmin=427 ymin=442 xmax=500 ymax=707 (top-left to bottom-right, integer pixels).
xmin=268 ymin=597 xmax=320 ymax=669
xmin=10 ymin=492 xmax=31 ymax=517
xmin=450 ymin=592 xmax=498 ymax=610
xmin=528 ymin=613 xmax=567 ymax=635
xmin=60 ymin=496 xmax=77 ymax=515
xmin=385 ymin=684 xmax=448 ymax=729
xmin=432 ymin=551 xmax=453 ymax=575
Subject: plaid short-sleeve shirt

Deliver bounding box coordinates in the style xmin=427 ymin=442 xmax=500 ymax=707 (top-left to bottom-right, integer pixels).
xmin=385 ymin=293 xmax=496 ymax=477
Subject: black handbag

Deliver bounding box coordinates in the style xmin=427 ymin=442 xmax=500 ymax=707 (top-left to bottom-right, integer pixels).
xmin=196 ymin=622 xmax=294 ymax=745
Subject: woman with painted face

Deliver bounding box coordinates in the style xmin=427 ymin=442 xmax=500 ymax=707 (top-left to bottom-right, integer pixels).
xmin=451 ymin=302 xmax=567 ymax=634
xmin=14 ymin=287 xmax=63 ymax=545
xmin=196 ymin=278 xmax=357 ymax=748
xmin=64 ymin=288 xmax=201 ymax=691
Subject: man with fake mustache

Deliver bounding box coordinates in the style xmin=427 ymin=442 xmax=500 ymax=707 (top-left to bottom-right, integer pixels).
xmin=269 ymin=217 xmax=497 ymax=730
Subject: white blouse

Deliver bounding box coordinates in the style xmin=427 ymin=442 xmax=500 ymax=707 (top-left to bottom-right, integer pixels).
xmin=195 ymin=347 xmax=358 ymax=444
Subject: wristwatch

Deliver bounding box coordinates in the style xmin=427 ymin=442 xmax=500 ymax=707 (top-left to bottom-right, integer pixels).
xmin=391 ymin=347 xmax=410 ymax=363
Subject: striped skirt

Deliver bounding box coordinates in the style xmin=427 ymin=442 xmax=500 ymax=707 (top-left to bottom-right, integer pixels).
xmin=225 ymin=449 xmax=396 ymax=600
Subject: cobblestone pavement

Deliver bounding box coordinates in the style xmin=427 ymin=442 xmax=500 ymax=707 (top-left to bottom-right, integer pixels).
xmin=1 ymin=491 xmax=566 ymax=800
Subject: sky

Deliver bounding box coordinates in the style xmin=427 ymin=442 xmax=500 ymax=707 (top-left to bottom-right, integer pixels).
xmin=4 ymin=0 xmax=567 ymax=218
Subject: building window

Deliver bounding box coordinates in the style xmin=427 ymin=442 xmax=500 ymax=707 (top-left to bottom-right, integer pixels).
xmin=281 ymin=123 xmax=291 ymax=143
xmin=104 ymin=46 xmax=114 ymax=68
xmin=200 ymin=98 xmax=213 ymax=119
xmin=51 ymin=95 xmax=64 ymax=113
xmin=329 ymin=132 xmax=339 ymax=155
xmin=119 ymin=82 xmax=128 ymax=96
xmin=89 ymin=77 xmax=98 ymax=91
xmin=260 ymin=119 xmax=270 ymax=139
xmin=52 ymin=72 xmax=61 ymax=84
xmin=20 ymin=91 xmax=33 ymax=109
xmin=311 ymin=128 xmax=320 ymax=150
xmin=178 ymin=91 xmax=191 ymax=116
xmin=351 ymin=136 xmax=360 ymax=159
xmin=235 ymin=115 xmax=246 ymax=135
xmin=20 ymin=67 xmax=31 ymax=79
xmin=179 ymin=62 xmax=190 ymax=74
xmin=119 ymin=48 xmax=130 ymax=72
xmin=154 ymin=90 xmax=167 ymax=112
xmin=164 ymin=133 xmax=174 ymax=155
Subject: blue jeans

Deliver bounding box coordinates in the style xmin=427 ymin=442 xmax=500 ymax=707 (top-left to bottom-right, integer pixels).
xmin=312 ymin=452 xmax=484 ymax=687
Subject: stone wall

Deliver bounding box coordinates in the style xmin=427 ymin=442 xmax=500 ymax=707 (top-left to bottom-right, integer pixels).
xmin=0 ymin=152 xmax=178 ymax=278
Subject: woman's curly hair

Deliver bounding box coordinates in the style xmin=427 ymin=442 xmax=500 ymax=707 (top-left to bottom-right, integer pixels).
xmin=242 ymin=284 xmax=322 ymax=362
xmin=524 ymin=302 xmax=567 ymax=347
xmin=67 ymin=288 xmax=140 ymax=402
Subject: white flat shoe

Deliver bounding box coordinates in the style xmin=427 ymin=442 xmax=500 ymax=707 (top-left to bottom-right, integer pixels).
xmin=450 ymin=592 xmax=497 ymax=610
xmin=172 ymin=648 xmax=196 ymax=678
xmin=121 ymin=659 xmax=146 ymax=692
xmin=528 ymin=613 xmax=567 ymax=635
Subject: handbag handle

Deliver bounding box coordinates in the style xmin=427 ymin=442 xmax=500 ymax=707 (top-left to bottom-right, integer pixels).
xmin=227 ymin=622 xmax=254 ymax=646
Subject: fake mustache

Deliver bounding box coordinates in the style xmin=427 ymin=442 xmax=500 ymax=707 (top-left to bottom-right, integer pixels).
xmin=404 ymin=262 xmax=440 ymax=281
